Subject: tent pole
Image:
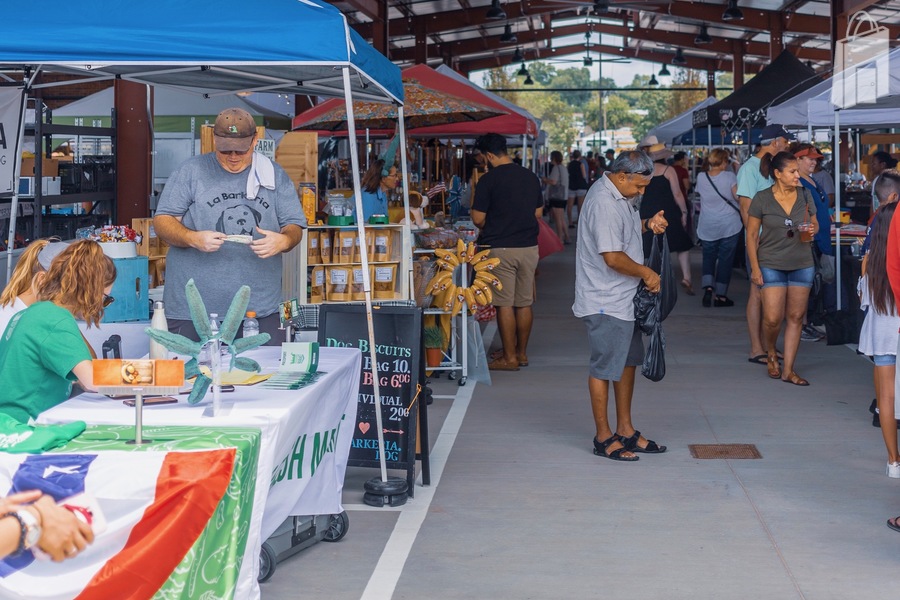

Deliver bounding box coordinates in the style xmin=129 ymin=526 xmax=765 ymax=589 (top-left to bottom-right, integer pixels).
xmin=835 ymin=109 xmax=841 ymax=311
xmin=707 ymin=124 xmax=712 ymax=155
xmin=6 ymin=88 xmax=28 ymax=284
xmin=342 ymin=67 xmax=388 ymax=483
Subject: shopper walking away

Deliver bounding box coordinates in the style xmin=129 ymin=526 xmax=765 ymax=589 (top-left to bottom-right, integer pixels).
xmin=567 ymin=150 xmax=589 ymax=228
xmin=858 ymin=203 xmax=900 ymax=476
xmin=472 ymin=133 xmax=543 ymax=372
xmin=573 ymin=150 xmax=668 ymax=461
xmin=746 ymin=151 xmax=818 ymax=386
xmin=639 ymin=143 xmax=694 ymax=294
xmin=543 ymin=150 xmax=570 ymax=245
xmin=737 ymin=124 xmax=794 ymax=366
xmin=696 ymin=148 xmax=741 ymax=307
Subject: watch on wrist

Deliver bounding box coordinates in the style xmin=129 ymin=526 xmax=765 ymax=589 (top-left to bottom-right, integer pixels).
xmin=4 ymin=509 xmax=41 ymax=555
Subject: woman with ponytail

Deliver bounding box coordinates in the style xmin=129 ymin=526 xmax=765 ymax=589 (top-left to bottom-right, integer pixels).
xmin=746 ymin=151 xmax=818 ymax=386
xmin=0 ymin=240 xmax=116 ymax=422
xmin=858 ymin=202 xmax=900 ymax=477
xmin=0 ymin=238 xmax=53 ymax=336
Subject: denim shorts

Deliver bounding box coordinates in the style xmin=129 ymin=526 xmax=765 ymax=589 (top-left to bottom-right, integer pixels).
xmin=873 ymin=354 xmax=896 ymax=367
xmin=759 ymin=266 xmax=815 ymax=288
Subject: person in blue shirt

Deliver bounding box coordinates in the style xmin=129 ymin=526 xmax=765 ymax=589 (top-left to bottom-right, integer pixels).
xmin=358 ymin=159 xmax=399 ymax=221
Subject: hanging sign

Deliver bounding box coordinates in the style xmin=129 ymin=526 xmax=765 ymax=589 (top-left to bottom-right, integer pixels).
xmin=0 ymin=88 xmax=25 ymax=195
xmin=832 ymin=11 xmax=890 ymax=109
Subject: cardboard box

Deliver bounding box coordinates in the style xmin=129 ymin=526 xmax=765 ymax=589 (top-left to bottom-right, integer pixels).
xmin=20 ymin=157 xmax=59 ymax=178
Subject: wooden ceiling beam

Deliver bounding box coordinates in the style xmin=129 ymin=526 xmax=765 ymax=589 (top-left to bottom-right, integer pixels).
xmin=387 ymin=20 xmax=831 ymax=66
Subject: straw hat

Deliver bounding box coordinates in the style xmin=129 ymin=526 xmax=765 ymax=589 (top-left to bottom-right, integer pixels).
xmin=646 ymin=142 xmax=673 ymax=161
xmin=638 ymin=134 xmax=659 ymax=148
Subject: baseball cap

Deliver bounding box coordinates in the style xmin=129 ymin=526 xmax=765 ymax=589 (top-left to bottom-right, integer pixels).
xmin=214 ymin=108 xmax=257 ymax=152
xmin=794 ymin=146 xmax=824 ymax=160
xmin=759 ymin=124 xmax=796 ymax=143
xmin=37 ymin=241 xmax=71 ymax=271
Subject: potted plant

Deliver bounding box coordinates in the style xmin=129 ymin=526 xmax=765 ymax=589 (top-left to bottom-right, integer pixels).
xmin=423 ymin=326 xmax=444 ymax=368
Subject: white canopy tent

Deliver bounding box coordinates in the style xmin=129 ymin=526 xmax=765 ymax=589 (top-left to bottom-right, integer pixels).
xmin=647 ymin=96 xmax=717 ymax=145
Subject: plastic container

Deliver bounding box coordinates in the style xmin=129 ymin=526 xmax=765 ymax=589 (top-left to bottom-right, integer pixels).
xmin=149 ymin=301 xmax=168 ymax=360
xmin=243 ymin=311 xmax=259 ymax=338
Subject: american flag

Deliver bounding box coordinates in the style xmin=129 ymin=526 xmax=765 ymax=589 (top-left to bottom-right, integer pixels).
xmin=426 ymin=182 xmax=447 ymax=198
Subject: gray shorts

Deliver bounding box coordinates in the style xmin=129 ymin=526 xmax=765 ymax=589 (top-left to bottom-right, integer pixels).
xmin=582 ymin=313 xmax=644 ymax=381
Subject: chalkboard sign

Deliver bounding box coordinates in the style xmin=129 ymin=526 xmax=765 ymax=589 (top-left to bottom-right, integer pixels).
xmin=318 ymin=304 xmax=425 ymax=494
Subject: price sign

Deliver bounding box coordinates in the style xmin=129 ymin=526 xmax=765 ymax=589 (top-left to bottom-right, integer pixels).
xmin=318 ymin=304 xmax=425 ymax=493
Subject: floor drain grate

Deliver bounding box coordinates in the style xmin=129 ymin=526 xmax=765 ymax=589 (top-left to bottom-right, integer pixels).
xmin=689 ymin=444 xmax=762 ymax=459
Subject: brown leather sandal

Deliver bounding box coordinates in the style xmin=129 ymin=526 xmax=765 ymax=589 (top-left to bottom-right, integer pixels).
xmin=782 ymin=372 xmax=809 ymax=386
xmin=767 ymin=354 xmax=781 ymax=379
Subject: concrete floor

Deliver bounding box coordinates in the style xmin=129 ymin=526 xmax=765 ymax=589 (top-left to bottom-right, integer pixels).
xmin=261 ymin=238 xmax=896 ymax=600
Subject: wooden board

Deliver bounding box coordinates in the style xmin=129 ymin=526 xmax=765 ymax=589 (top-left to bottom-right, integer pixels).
xmin=274 ymin=131 xmax=318 ymax=187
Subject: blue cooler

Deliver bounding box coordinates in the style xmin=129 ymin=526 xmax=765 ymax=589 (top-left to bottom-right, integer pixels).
xmin=102 ymin=256 xmax=149 ymax=323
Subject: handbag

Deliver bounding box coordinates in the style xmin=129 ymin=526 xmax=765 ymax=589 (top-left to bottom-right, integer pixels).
xmin=548 ymin=165 xmax=567 ymax=200
xmin=704 ymin=172 xmax=741 ymax=214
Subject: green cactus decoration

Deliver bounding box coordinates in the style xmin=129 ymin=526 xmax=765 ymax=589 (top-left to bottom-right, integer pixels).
xmin=145 ymin=279 xmax=271 ymax=405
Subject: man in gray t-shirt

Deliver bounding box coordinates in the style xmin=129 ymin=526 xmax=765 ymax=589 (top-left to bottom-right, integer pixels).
xmin=573 ymin=150 xmax=668 ymax=462
xmin=154 ymin=108 xmax=305 ymax=342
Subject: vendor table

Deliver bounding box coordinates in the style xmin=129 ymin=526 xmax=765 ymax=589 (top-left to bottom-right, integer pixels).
xmin=0 ymin=425 xmax=259 ymax=600
xmin=37 ymin=347 xmax=361 ymax=600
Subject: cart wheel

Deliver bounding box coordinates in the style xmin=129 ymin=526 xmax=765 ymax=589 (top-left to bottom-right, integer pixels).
xmin=448 ymin=371 xmax=457 ymax=380
xmin=458 ymin=376 xmax=467 ymax=386
xmin=258 ymin=542 xmax=277 ymax=583
xmin=323 ymin=511 xmax=349 ymax=542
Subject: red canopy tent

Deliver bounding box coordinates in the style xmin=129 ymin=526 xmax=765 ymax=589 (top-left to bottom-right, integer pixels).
xmin=292 ymin=64 xmax=538 ymax=138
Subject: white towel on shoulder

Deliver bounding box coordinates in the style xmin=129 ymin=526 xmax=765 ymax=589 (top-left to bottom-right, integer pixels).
xmin=247 ymin=151 xmax=276 ymax=200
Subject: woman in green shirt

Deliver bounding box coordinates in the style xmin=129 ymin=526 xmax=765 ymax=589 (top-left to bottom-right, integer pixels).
xmin=0 ymin=240 xmax=116 ymax=422
xmin=746 ymin=151 xmax=818 ymax=387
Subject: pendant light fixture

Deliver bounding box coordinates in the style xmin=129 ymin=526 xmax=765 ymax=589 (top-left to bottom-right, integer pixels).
xmin=695 ymin=25 xmax=712 ymax=44
xmin=517 ymin=62 xmax=529 ymax=77
xmin=524 ymin=74 xmax=534 ymax=85
xmin=486 ymin=0 xmax=506 ymax=21
xmin=511 ymin=47 xmax=523 ymax=63
xmin=584 ymin=55 xmax=593 ymax=67
xmin=648 ymin=74 xmax=659 ymax=86
xmin=658 ymin=63 xmax=671 ymax=77
xmin=593 ymin=0 xmax=610 ymax=12
xmin=500 ymin=23 xmax=517 ymax=43
xmin=672 ymin=48 xmax=687 ymax=65
xmin=722 ymin=0 xmax=743 ymax=21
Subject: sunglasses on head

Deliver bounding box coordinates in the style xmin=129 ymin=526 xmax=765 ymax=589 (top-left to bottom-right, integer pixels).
xmin=624 ymin=169 xmax=653 ymax=177
xmin=103 ymin=294 xmax=115 ymax=308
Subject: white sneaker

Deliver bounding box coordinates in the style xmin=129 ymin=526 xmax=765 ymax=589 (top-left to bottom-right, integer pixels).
xmin=887 ymin=462 xmax=900 ymax=478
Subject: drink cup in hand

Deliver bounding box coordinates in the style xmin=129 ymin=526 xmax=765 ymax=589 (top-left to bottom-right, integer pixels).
xmin=797 ymin=222 xmax=814 ymax=243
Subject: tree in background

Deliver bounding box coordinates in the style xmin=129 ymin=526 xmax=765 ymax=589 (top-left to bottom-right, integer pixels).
xmin=624 ymin=74 xmax=671 ymax=141
xmin=481 ymin=68 xmax=519 ymax=105
xmin=668 ymin=69 xmax=708 ymax=117
xmin=554 ymin=67 xmax=593 ymax=107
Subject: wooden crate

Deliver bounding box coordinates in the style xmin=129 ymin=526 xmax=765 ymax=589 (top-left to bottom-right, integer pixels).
xmin=275 ymin=131 xmax=318 ymax=189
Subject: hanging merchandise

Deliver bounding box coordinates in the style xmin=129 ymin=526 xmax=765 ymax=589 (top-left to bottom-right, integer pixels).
xmin=425 ymin=240 xmax=502 ymax=317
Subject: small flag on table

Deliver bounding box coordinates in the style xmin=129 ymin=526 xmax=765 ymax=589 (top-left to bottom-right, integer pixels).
xmin=426 ymin=182 xmax=447 ymax=198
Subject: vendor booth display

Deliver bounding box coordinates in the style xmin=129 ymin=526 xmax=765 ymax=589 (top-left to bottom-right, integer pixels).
xmin=0 ymin=0 xmax=408 ymax=596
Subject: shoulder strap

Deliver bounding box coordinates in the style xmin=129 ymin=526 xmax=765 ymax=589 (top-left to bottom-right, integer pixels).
xmin=704 ymin=172 xmax=741 ymax=214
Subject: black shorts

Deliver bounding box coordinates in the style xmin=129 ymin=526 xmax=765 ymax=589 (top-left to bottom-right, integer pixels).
xmin=548 ymin=198 xmax=567 ymax=209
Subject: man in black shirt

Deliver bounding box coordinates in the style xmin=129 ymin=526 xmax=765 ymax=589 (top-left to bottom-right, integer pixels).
xmin=471 ymin=134 xmax=544 ymax=371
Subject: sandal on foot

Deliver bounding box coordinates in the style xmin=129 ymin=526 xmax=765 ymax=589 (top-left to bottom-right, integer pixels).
xmin=517 ymin=355 xmax=529 ymax=367
xmin=680 ymin=279 xmax=695 ymax=296
xmin=782 ymin=372 xmax=809 ymax=386
xmin=619 ymin=430 xmax=667 ymax=454
xmin=888 ymin=517 xmax=900 ymax=533
xmin=488 ymin=359 xmax=520 ymax=372
xmin=592 ymin=435 xmax=639 ymax=461
xmin=767 ymin=354 xmax=781 ymax=379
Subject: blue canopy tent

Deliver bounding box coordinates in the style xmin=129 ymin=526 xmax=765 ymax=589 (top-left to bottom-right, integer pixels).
xmin=0 ymin=0 xmax=405 ymax=592
xmin=673 ymin=127 xmax=764 ymax=146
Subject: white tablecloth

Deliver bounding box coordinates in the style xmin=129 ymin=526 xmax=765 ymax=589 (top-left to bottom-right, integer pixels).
xmin=38 ymin=346 xmax=361 ymax=600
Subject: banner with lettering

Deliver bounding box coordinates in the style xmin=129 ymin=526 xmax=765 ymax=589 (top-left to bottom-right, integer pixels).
xmin=0 ymin=88 xmax=25 ymax=195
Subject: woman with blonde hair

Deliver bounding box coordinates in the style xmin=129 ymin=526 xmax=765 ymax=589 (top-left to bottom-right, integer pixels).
xmin=696 ymin=148 xmax=741 ymax=307
xmin=0 ymin=240 xmax=116 ymax=422
xmin=0 ymin=238 xmax=54 ymax=335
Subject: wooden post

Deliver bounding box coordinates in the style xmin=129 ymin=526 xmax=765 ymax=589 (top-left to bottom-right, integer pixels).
xmin=114 ymin=80 xmax=153 ymax=223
